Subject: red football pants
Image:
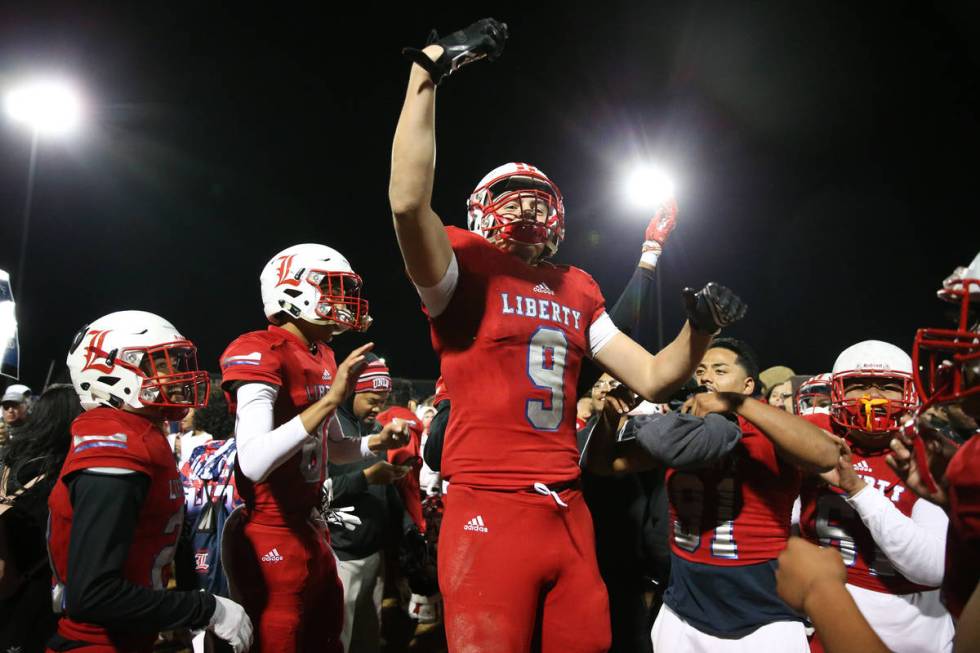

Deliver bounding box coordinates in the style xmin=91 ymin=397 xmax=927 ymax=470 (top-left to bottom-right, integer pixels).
xmin=438 ymin=485 xmax=611 ymax=653
xmin=224 ymin=512 xmax=344 ymax=653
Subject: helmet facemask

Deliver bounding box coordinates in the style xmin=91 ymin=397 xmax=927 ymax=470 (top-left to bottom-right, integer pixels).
xmin=88 ymin=340 xmax=210 ymax=419
xmin=308 ymin=269 xmax=370 ymax=332
xmin=469 ymin=171 xmax=565 ymax=259
xmin=795 ymin=374 xmax=831 ymax=415
xmin=913 ymin=277 xmax=980 ymax=416
xmin=830 ymin=371 xmax=918 ymax=437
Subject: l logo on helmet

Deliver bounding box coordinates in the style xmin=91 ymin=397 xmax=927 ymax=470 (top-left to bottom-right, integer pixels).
xmin=274 ymin=255 xmax=301 ymax=287
xmin=81 ymin=330 xmax=114 ymax=373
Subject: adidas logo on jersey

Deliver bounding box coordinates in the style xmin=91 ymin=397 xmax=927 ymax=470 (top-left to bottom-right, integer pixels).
xmin=852 ymin=459 xmax=873 ymax=473
xmin=261 ymin=548 xmax=284 ymax=563
xmin=463 ymin=515 xmax=489 ymax=533
xmin=533 ymin=282 xmax=555 ymax=295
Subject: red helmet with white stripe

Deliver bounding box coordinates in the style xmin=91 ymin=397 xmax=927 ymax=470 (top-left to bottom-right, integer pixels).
xmin=467 ymin=163 xmax=565 ymax=259
xmin=795 ymin=373 xmax=831 ymax=416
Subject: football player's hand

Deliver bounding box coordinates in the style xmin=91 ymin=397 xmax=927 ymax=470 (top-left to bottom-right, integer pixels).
xmin=681 ymin=391 xmax=745 ymax=417
xmin=819 ymin=440 xmax=867 ymax=496
xmin=403 ymin=19 xmax=509 ymax=85
xmin=640 ymin=198 xmax=678 ymax=270
xmin=775 ymin=536 xmax=847 ymax=612
xmin=324 ymin=343 xmax=375 ymax=406
xmin=682 ymin=283 xmax=747 ymax=335
xmin=363 ymin=460 xmax=410 ymax=485
xmin=886 ymin=412 xmax=955 ymax=507
xmin=600 ymin=383 xmax=639 ymax=422
xmin=374 ymin=417 xmax=412 ymax=450
xmin=209 ymin=596 xmax=254 ymax=653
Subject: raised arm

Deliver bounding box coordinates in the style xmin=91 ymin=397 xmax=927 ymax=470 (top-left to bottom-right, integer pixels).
xmin=595 ymin=283 xmax=746 ymax=403
xmin=389 ymin=43 xmax=452 ymax=287
xmin=389 ymin=20 xmax=508 ymax=287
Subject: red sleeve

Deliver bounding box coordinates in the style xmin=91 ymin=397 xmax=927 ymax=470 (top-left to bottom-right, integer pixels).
xmin=63 ymin=417 xmax=155 ymax=477
xmin=581 ymin=268 xmax=609 ymax=327
xmin=948 ymin=438 xmax=980 ymax=544
xmin=219 ymin=332 xmax=284 ymax=388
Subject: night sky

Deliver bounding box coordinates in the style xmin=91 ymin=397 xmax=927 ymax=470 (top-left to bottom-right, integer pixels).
xmin=1 ymin=2 xmax=978 ymax=394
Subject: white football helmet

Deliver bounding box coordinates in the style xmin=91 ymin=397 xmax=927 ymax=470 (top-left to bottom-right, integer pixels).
xmin=795 ymin=373 xmax=831 ymax=415
xmin=467 ymin=162 xmax=565 ymax=259
xmin=67 ymin=310 xmax=209 ymax=419
xmin=260 ymin=244 xmax=370 ymax=332
xmin=830 ymin=340 xmax=918 ymax=435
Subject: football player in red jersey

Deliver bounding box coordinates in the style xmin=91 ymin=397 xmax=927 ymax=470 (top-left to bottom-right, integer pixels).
xmin=797 ymin=340 xmax=954 ymax=652
xmin=889 ymin=252 xmax=980 ymax=646
xmin=584 ymin=338 xmax=838 ymax=651
xmin=219 ymin=244 xmax=409 ymax=653
xmin=47 ymin=310 xmax=252 ymax=653
xmin=390 ymin=19 xmax=748 ymax=653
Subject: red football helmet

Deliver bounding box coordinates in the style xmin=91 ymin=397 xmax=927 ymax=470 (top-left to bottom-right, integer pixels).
xmin=795 ymin=373 xmax=831 ymax=416
xmin=467 ymin=162 xmax=565 ymax=258
xmin=830 ymin=340 xmax=918 ymax=437
xmin=913 ymin=253 xmax=980 ymax=414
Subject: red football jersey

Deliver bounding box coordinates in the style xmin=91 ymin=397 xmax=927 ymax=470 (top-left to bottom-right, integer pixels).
xmin=220 ymin=325 xmax=336 ymax=521
xmin=942 ymin=436 xmax=980 ymax=617
xmin=666 ymin=412 xmax=802 ymax=566
xmin=430 ymin=226 xmax=606 ymax=490
xmin=48 ymin=408 xmax=184 ymax=650
xmin=799 ymin=451 xmax=934 ymax=595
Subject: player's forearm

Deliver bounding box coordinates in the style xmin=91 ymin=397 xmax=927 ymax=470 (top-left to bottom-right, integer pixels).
xmin=847 ymin=489 xmax=947 ymax=586
xmin=299 ymin=393 xmax=342 ymax=435
xmin=803 ymin=581 xmax=889 ymax=653
xmin=736 ymin=399 xmax=838 ymax=472
xmin=235 ymin=384 xmax=315 ymax=482
xmin=66 ymin=473 xmax=216 ymax=631
xmin=644 ymin=322 xmax=711 ymax=402
xmin=389 ymin=46 xmax=441 ymax=218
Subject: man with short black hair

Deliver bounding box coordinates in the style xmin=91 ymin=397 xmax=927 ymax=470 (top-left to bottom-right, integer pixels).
xmin=585 ymin=338 xmax=838 ymax=651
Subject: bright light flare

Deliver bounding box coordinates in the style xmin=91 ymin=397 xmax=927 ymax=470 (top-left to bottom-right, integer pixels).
xmin=4 ymin=78 xmax=83 ymax=136
xmin=624 ymin=165 xmax=676 ymax=210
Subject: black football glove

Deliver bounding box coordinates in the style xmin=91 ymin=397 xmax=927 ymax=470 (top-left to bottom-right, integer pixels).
xmin=402 ymin=18 xmax=509 ymax=85
xmin=682 ymin=282 xmax=747 ymax=335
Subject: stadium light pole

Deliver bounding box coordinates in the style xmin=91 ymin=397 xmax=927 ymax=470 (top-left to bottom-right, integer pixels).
xmin=624 ymin=164 xmax=676 ymax=351
xmin=3 ymin=77 xmax=84 ymax=298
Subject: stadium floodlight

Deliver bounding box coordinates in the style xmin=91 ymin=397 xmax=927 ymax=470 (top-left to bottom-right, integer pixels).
xmin=4 ymin=77 xmax=83 ymax=137
xmin=624 ymin=164 xmax=676 ymax=210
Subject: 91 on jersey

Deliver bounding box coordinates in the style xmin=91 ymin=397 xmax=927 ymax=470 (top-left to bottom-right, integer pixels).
xmin=671 ymin=472 xmax=741 ymax=559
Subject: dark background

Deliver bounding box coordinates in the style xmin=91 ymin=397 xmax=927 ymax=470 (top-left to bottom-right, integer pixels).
xmin=1 ymin=1 xmax=978 ymax=392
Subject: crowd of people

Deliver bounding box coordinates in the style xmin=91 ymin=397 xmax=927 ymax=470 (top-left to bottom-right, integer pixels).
xmin=0 ymin=17 xmax=977 ymax=653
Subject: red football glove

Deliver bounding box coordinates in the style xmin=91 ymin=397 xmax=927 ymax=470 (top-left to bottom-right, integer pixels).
xmin=640 ymin=198 xmax=678 ymax=268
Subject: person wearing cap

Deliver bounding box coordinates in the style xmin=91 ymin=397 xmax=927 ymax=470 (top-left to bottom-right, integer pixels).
xmin=324 ymin=354 xmax=413 ymax=653
xmin=760 ymin=366 xmax=797 ymax=411
xmin=2 ymin=384 xmax=32 ymax=430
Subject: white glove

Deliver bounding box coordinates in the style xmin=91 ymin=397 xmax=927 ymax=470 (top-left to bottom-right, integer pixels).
xmin=209 ymin=595 xmax=254 ymax=653
xmin=326 ymin=506 xmax=363 ymax=531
